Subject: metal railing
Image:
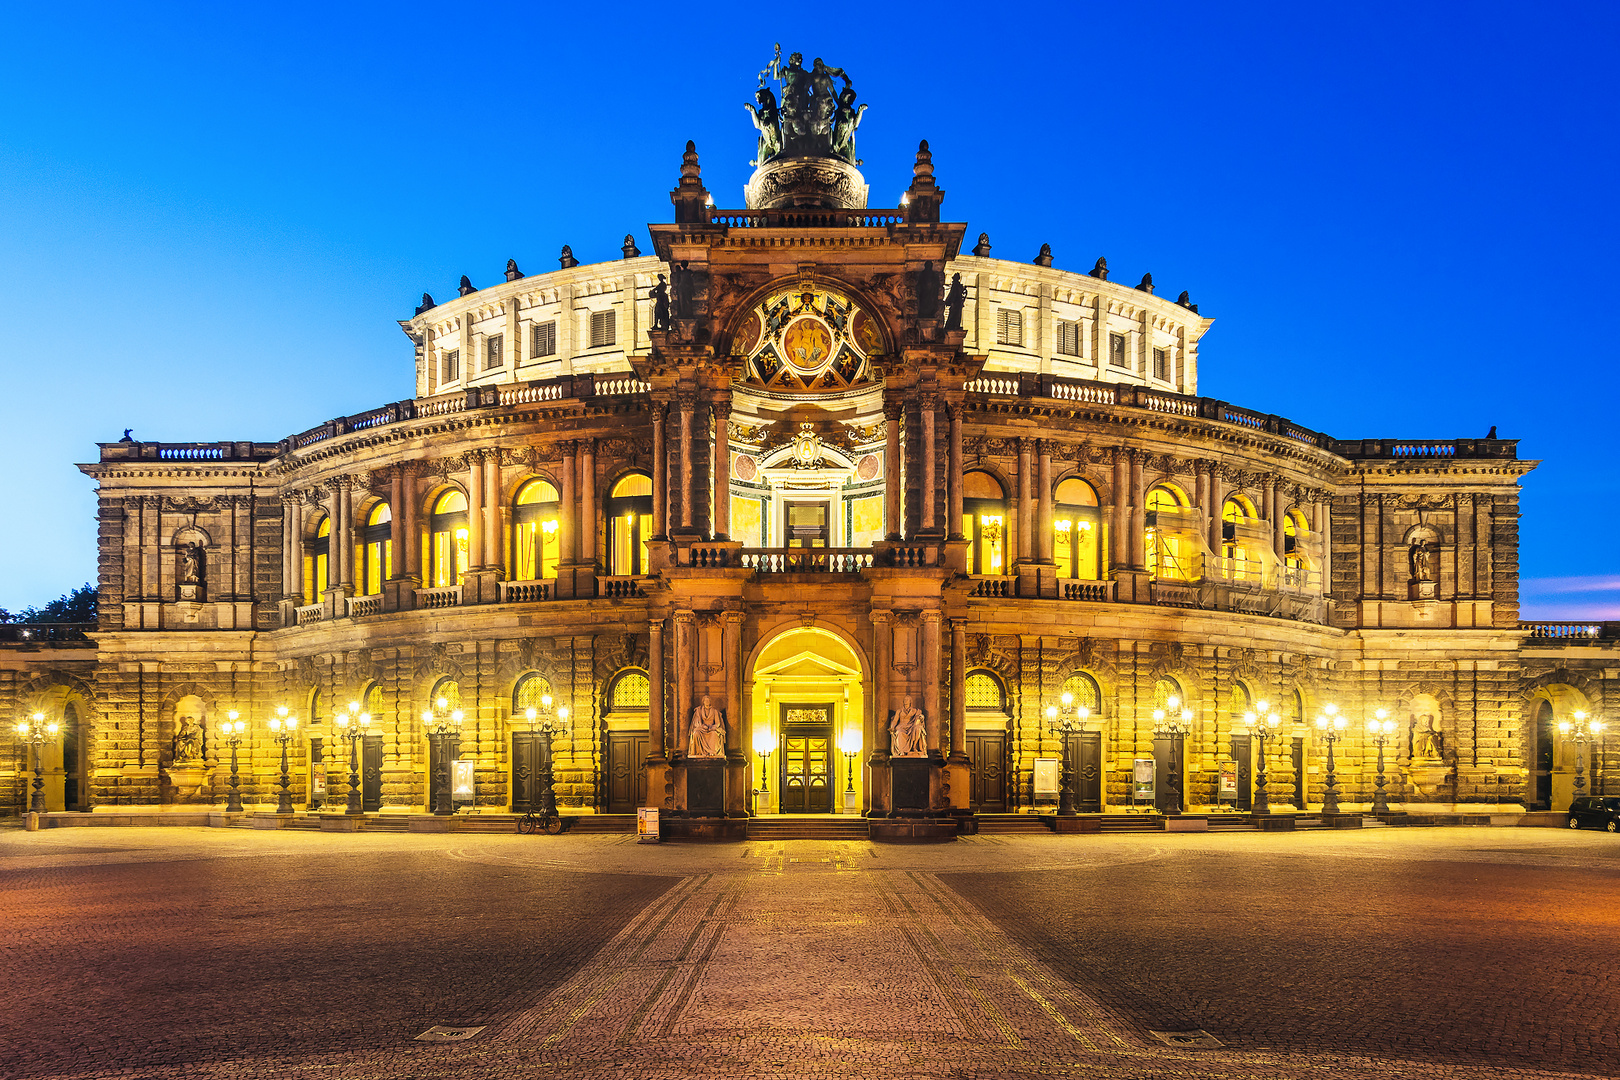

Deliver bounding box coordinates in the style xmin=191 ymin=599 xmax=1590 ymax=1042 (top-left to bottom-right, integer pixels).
xmin=0 ymin=623 xmax=95 ymax=646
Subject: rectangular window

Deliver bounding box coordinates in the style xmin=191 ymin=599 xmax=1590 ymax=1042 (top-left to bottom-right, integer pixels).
xmin=589 ymin=310 xmax=616 ymax=349
xmin=486 ymin=334 xmax=504 ymax=370
xmin=1153 ymin=347 xmax=1168 ymax=380
xmin=1109 ymin=333 xmax=1128 ymax=368
xmin=1057 ymin=320 xmax=1080 ymax=357
xmin=442 ymin=349 xmax=461 ymax=382
xmin=531 ymin=320 xmax=556 ymax=358
xmin=995 ymin=309 xmax=1023 ymax=347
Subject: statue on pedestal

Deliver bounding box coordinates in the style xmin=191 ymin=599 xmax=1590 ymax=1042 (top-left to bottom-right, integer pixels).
xmin=891 ymin=696 xmax=927 ymax=757
xmin=688 ymin=696 xmax=726 ymax=759
xmin=173 ymin=711 xmax=205 ymax=764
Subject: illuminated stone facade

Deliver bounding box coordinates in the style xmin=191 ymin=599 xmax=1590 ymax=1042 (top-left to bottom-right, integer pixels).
xmin=6 ymin=85 xmax=1615 ymax=826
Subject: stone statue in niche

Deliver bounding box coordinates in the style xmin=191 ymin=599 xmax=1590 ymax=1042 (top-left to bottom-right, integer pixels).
xmin=177 ymin=541 xmax=205 ymax=601
xmin=687 ymin=696 xmax=726 ymax=759
xmin=173 ymin=711 xmax=205 ymax=764
xmin=672 ymin=261 xmax=696 ymax=319
xmin=1409 ymin=539 xmax=1436 ymax=582
xmin=1411 ymin=713 xmax=1445 ymax=760
xmin=890 ymin=696 xmax=927 ymax=757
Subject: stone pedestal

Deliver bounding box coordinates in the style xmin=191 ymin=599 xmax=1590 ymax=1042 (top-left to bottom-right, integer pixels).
xmin=382 ymin=577 xmax=419 ymax=613
xmin=890 ymin=758 xmax=931 ymax=816
xmin=687 ymin=761 xmax=725 ymax=816
xmin=165 ymin=764 xmax=208 ymax=800
xmin=1255 ymin=814 xmax=1296 ymax=831
xmin=463 ymin=568 xmax=503 ymax=604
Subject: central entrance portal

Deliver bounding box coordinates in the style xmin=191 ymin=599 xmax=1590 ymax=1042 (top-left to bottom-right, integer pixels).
xmin=780 ymin=704 xmax=833 ymax=813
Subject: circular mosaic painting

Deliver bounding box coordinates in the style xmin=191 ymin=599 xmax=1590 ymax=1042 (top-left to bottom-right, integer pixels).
xmin=731 ymin=283 xmax=882 ymax=392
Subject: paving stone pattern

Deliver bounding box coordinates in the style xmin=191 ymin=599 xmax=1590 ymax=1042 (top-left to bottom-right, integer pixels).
xmin=1 ymin=828 xmax=1617 ymax=1079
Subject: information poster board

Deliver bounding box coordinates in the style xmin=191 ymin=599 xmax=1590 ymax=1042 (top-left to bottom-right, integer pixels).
xmin=451 ymin=759 xmax=475 ymax=806
xmin=1132 ymin=757 xmax=1155 ymax=801
xmin=637 ymin=807 xmax=660 ymax=843
xmin=1033 ymin=758 xmax=1060 ymax=796
xmin=1218 ymin=766 xmax=1237 ymax=800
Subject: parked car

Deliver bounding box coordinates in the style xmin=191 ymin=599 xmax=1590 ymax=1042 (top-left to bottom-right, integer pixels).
xmin=1567 ymin=795 xmax=1620 ymax=832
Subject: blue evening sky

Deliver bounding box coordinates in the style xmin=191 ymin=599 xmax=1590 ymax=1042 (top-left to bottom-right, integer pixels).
xmin=1 ymin=1 xmax=1614 ymax=617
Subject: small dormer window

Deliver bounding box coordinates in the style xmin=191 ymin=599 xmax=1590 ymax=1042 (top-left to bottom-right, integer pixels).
xmin=1057 ymin=320 xmax=1080 ymax=357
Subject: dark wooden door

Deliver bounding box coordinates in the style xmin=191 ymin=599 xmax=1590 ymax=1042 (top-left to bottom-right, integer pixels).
xmin=964 ymin=732 xmax=1007 ymax=812
xmin=780 ymin=705 xmax=833 ymax=813
xmin=310 ymin=736 xmax=326 ymax=809
xmin=1535 ymin=703 xmax=1555 ymax=809
xmin=362 ymin=734 xmax=383 ymax=811
xmin=1075 ymin=731 xmax=1102 ymax=813
xmin=511 ymin=733 xmax=543 ymax=812
xmin=1153 ymin=735 xmax=1186 ymax=811
xmin=1232 ymin=734 xmax=1252 ymax=811
xmin=608 ymin=732 xmax=650 ymax=813
xmin=429 ymin=735 xmax=461 ymax=810
xmin=1290 ymin=737 xmax=1306 ymax=809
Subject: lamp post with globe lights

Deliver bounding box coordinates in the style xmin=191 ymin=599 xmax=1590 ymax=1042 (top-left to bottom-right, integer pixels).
xmin=267 ymin=706 xmax=299 ymax=813
xmin=1153 ymin=696 xmax=1194 ymax=815
xmin=753 ymin=729 xmax=774 ymax=814
xmin=16 ymin=711 xmax=59 ymax=814
xmin=1314 ymin=703 xmax=1349 ymax=814
xmin=421 ymin=697 xmax=465 ymax=816
xmin=1366 ymin=709 xmax=1396 ymax=815
xmin=335 ymin=701 xmax=372 ymax=816
xmin=219 ymin=710 xmax=247 ymax=813
xmin=522 ymin=694 xmax=569 ymax=830
xmin=1242 ymin=703 xmax=1282 ymax=814
xmin=1044 ymin=691 xmax=1090 ymax=816
xmin=838 ymin=728 xmax=861 ymax=798
xmin=1558 ymin=711 xmax=1605 ymax=798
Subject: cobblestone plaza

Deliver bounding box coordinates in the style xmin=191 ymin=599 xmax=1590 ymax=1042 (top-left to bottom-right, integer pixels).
xmin=4 ymin=826 xmax=1617 ymax=1079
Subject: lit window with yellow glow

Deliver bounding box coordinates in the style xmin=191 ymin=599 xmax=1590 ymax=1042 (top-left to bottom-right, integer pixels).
xmin=513 ymin=479 xmax=561 ymax=581
xmin=1053 ymin=478 xmax=1101 ymax=580
xmin=962 ymin=471 xmax=1006 ymax=575
xmin=430 ymin=490 xmax=469 ymax=588
xmin=1221 ymin=495 xmax=1258 ymax=580
xmin=608 ymin=473 xmax=653 ymax=576
xmin=1145 ymin=484 xmax=1192 ymax=581
xmin=305 ymin=515 xmax=331 ymax=602
xmin=357 ymin=502 xmax=392 ymax=596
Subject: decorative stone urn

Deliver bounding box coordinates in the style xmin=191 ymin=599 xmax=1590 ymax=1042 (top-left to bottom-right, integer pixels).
xmin=1406 ymin=759 xmax=1452 ymax=799
xmin=165 ymin=762 xmax=209 ymax=799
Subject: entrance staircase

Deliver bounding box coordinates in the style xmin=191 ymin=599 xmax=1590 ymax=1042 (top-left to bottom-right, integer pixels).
xmin=747 ymin=815 xmax=870 ymax=841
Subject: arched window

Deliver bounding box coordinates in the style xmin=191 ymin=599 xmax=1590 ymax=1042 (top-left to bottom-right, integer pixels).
xmin=513 ymin=673 xmax=553 ymax=714
xmin=306 ymin=515 xmax=330 ymax=602
xmin=357 ymin=503 xmax=392 ymax=596
xmin=1053 ymin=478 xmax=1101 ymax=580
xmin=1286 ymin=688 xmax=1305 ymax=727
xmin=962 ymin=471 xmax=1007 ymax=575
xmin=608 ymin=474 xmax=653 ymax=576
xmin=308 ymin=688 xmax=323 ymax=725
xmin=1282 ymin=509 xmax=1309 ymax=573
xmin=1061 ymin=672 xmax=1101 ymax=713
xmin=363 ymin=682 xmax=384 ymax=722
xmin=1227 ymin=682 xmax=1252 ymax=723
xmin=606 ymin=670 xmax=650 ymax=713
xmin=513 ymin=479 xmax=562 ymax=581
xmin=1221 ymin=496 xmax=1259 ymax=577
xmin=1145 ymin=485 xmax=1191 ymax=581
xmin=965 ymin=671 xmax=1006 ymax=711
xmin=429 ymin=491 xmax=469 ymax=588
xmin=1152 ymin=677 xmax=1184 ymax=712
xmin=430 ymin=678 xmax=462 ymax=712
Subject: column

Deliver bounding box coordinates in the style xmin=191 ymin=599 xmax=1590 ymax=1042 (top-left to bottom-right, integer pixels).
xmin=1111 ymin=448 xmax=1128 ymax=570
xmin=871 ymin=610 xmax=892 ymax=755
xmin=1272 ymin=479 xmax=1287 ymax=562
xmin=947 ymin=403 xmax=964 ymax=539
xmin=402 ymin=466 xmax=421 ymax=580
xmin=465 ymin=453 xmax=484 ymax=571
xmin=282 ymin=496 xmax=299 ymax=598
xmin=921 ymin=395 xmax=937 ymax=532
xmin=949 ymin=618 xmax=967 ymax=759
xmin=557 ymin=441 xmax=576 ymax=566
xmin=1207 ymin=463 xmax=1225 ymax=554
xmin=921 ymin=611 xmax=943 ymax=753
xmin=648 ymin=618 xmax=666 ymax=760
xmin=651 ymin=400 xmax=667 ymax=538
xmin=484 ymin=450 xmax=502 ymax=571
xmin=1017 ymin=439 xmax=1034 ymax=561
xmin=579 ymin=439 xmax=597 ymax=568
xmin=723 ymin=612 xmax=744 ymax=754
xmin=333 ymin=479 xmax=353 ymax=587
xmin=883 ymin=400 xmax=903 ymax=539
xmin=1037 ymin=441 xmax=1054 ymax=563
xmin=1194 ymin=463 xmax=1209 ymax=531
xmin=673 ymin=610 xmax=695 ymax=757
xmin=1128 ymin=450 xmax=1145 ymax=570
xmin=712 ymin=400 xmax=731 ymax=539
xmin=142 ymin=494 xmax=161 ymax=600
xmin=389 ymin=470 xmax=406 ymax=579
xmin=678 ymin=393 xmax=695 ymax=531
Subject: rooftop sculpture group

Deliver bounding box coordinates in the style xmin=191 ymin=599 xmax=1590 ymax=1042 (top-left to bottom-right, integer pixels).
xmin=745 ymin=45 xmax=867 ymax=166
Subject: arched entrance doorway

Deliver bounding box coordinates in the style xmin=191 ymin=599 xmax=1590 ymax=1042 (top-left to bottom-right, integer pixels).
xmin=748 ymin=627 xmax=864 ymax=814
xmin=1528 ymin=683 xmax=1597 ymax=810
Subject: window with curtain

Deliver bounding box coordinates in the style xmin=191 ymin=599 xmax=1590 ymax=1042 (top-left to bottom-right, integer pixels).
xmin=513 ymin=479 xmax=561 ymax=581
xmin=305 ymin=515 xmax=330 ymax=602
xmin=607 ymin=474 xmax=653 ymax=576
xmin=962 ymin=471 xmax=1006 ymax=575
xmin=429 ymin=491 xmax=469 ymax=588
xmin=1053 ymin=478 xmax=1101 ymax=580
xmin=357 ymin=503 xmax=392 ymax=596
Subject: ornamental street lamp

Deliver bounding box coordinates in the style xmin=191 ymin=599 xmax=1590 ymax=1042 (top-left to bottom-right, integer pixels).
xmin=219 ymin=710 xmax=247 ymax=813
xmin=838 ymin=728 xmax=861 ymax=795
xmin=1558 ymin=711 xmax=1606 ymax=798
xmin=523 ymin=694 xmax=570 ymax=823
xmin=422 ymin=697 xmax=465 ymax=816
xmin=16 ymin=711 xmax=59 ymax=814
xmin=267 ymin=706 xmax=299 ymax=814
xmin=1152 ymin=697 xmax=1194 ymax=815
xmin=335 ymin=701 xmax=372 ymax=816
xmin=1242 ymin=703 xmax=1282 ymax=815
xmin=1365 ymin=708 xmax=1395 ymax=815
xmin=1314 ymin=703 xmax=1349 ymax=814
xmin=753 ymin=729 xmax=774 ymax=813
xmin=1044 ymin=691 xmax=1090 ymax=816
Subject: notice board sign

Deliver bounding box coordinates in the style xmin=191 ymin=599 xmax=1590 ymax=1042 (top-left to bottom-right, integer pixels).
xmin=637 ymin=807 xmax=660 ymax=843
xmin=1133 ymin=757 xmax=1155 ymax=800
xmin=1033 ymin=758 xmax=1060 ymax=796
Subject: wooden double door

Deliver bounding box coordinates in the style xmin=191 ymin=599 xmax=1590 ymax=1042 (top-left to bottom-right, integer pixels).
xmin=606 ymin=732 xmax=650 ymax=813
xmin=780 ymin=704 xmax=834 ymax=813
xmin=964 ymin=732 xmax=1007 ymax=812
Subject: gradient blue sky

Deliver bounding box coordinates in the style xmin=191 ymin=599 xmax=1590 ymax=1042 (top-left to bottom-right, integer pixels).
xmin=1 ymin=1 xmax=1614 ymax=617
